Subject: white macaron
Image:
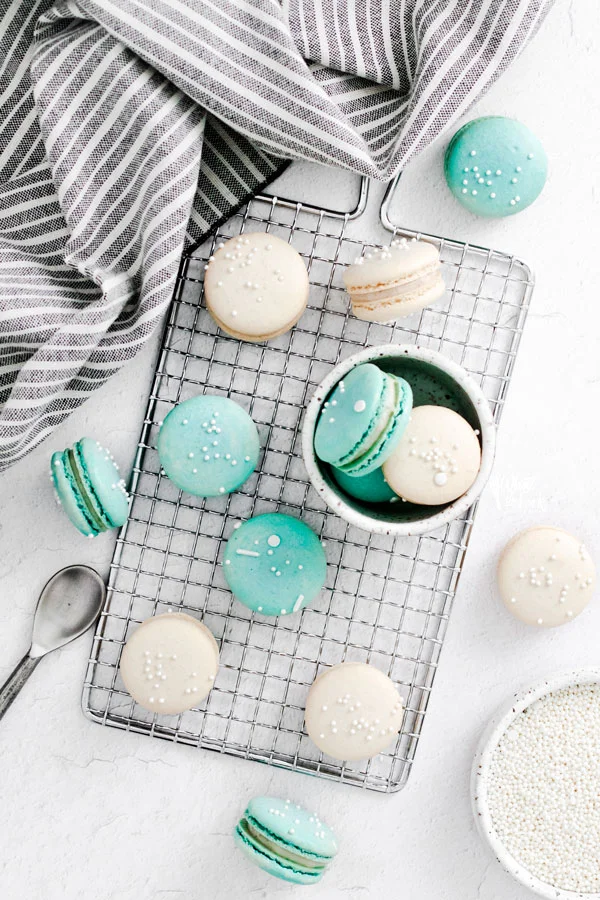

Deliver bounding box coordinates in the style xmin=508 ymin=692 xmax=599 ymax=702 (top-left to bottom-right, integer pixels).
xmin=498 ymin=526 xmax=596 ymax=628
xmin=304 ymin=662 xmax=404 ymax=761
xmin=343 ymin=238 xmax=445 ymax=322
xmin=120 ymin=612 xmax=219 ymax=714
xmin=383 ymin=405 xmax=481 ymax=505
xmin=204 ymin=232 xmax=309 ymax=342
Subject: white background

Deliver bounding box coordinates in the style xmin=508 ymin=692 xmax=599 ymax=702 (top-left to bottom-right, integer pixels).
xmin=1 ymin=2 xmax=599 ymax=898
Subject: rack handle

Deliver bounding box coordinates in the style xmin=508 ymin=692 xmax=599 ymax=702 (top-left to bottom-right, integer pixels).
xmin=259 ymin=174 xmax=369 ymax=221
xmin=379 ymin=172 xmax=403 ymax=233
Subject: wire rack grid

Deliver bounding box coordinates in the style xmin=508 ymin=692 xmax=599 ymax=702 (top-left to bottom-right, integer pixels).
xmin=82 ymin=176 xmax=533 ymax=793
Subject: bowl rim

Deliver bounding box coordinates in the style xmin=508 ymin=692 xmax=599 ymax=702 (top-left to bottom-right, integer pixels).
xmin=472 ymin=669 xmax=600 ymax=900
xmin=301 ymin=343 xmax=496 ymax=536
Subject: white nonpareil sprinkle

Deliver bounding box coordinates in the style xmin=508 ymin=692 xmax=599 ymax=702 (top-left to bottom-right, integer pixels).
xmin=487 ymin=683 xmax=600 ymax=893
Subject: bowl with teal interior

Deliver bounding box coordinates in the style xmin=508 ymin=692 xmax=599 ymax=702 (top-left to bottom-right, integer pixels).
xmin=302 ymin=344 xmax=495 ymax=536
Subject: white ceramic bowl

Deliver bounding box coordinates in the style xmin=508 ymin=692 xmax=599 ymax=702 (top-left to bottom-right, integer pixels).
xmin=472 ymin=670 xmax=600 ymax=900
xmin=302 ymin=344 xmax=495 ymax=536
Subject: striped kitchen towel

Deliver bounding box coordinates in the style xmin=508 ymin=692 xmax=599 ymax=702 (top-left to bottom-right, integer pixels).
xmin=0 ymin=0 xmax=554 ymax=471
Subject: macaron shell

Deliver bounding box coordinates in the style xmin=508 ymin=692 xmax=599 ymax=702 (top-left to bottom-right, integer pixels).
xmin=157 ymin=395 xmax=260 ymax=497
xmin=497 ymin=526 xmax=596 ymax=628
xmin=314 ymin=363 xmax=387 ymax=467
xmin=383 ymin=405 xmax=481 ymax=505
xmin=233 ymin=827 xmax=322 ymax=885
xmin=223 ymin=513 xmax=326 ymax=616
xmin=343 ymin=239 xmax=440 ymax=290
xmin=51 ymin=451 xmax=97 ymax=537
xmin=245 ymin=797 xmax=337 ymax=859
xmin=75 ymin=437 xmax=128 ymax=528
xmin=444 ymin=116 xmax=547 ymax=217
xmin=331 ymin=465 xmax=396 ymax=503
xmin=204 ymin=232 xmax=309 ymax=342
xmin=119 ymin=612 xmax=219 ymax=714
xmin=305 ymin=662 xmax=404 ymax=761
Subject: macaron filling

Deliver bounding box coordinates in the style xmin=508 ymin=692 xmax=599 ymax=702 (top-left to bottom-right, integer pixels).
xmin=337 ymin=376 xmax=412 ymax=476
xmin=336 ymin=374 xmax=398 ymax=468
xmin=64 ymin=448 xmax=105 ymax=534
xmin=348 ymin=261 xmax=441 ymax=296
xmin=72 ymin=441 xmax=116 ymax=528
xmin=350 ymin=267 xmax=443 ymax=306
xmin=237 ymin=817 xmax=328 ymax=873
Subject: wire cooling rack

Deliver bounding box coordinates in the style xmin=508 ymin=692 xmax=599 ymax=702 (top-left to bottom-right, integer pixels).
xmin=82 ymin=173 xmax=534 ymax=792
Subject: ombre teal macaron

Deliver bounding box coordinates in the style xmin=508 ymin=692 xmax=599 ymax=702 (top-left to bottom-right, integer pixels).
xmin=314 ymin=362 xmax=412 ymax=477
xmin=234 ymin=796 xmax=337 ymax=885
xmin=51 ymin=437 xmax=129 ymax=537
xmin=157 ymin=395 xmax=260 ymax=498
xmin=223 ymin=513 xmax=326 ymax=617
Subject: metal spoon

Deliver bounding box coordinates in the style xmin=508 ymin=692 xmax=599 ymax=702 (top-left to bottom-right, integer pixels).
xmin=0 ymin=565 xmax=106 ymax=721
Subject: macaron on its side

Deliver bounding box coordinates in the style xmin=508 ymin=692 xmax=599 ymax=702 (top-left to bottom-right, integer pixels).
xmin=338 ymin=371 xmax=400 ymax=472
xmin=343 ymin=239 xmax=445 ymax=322
xmin=338 ymin=374 xmax=413 ymax=477
xmin=234 ymin=820 xmax=324 ymax=885
xmin=314 ymin=363 xmax=413 ymax=478
xmin=234 ymin=796 xmax=337 ymax=885
xmin=51 ymin=450 xmax=98 ymax=537
xmin=72 ymin=438 xmax=128 ymax=530
xmin=204 ymin=232 xmax=309 ymax=342
xmin=314 ymin=363 xmax=388 ymax=468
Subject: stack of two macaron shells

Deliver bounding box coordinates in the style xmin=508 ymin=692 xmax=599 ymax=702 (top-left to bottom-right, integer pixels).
xmin=314 ymin=362 xmax=482 ymax=508
xmin=234 ymin=796 xmax=338 ymax=885
xmin=51 ymin=437 xmax=129 ymax=538
xmin=342 ymin=237 xmax=446 ymax=323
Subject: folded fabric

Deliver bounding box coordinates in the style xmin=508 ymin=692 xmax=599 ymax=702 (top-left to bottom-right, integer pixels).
xmin=0 ymin=0 xmax=554 ymax=471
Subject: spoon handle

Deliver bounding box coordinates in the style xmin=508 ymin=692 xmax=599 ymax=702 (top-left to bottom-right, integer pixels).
xmin=0 ymin=653 xmax=41 ymax=721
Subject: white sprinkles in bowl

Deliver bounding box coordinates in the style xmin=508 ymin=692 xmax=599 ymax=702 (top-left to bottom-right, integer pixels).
xmin=487 ymin=683 xmax=600 ymax=894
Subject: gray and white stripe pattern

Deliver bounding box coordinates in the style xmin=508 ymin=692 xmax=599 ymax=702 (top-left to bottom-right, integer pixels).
xmin=0 ymin=0 xmax=554 ymax=471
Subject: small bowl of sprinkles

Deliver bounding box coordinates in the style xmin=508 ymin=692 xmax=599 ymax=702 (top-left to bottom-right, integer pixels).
xmin=473 ymin=671 xmax=600 ymax=899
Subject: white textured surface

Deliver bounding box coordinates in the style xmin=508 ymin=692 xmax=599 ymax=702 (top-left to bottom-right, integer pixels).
xmin=1 ymin=4 xmax=599 ymax=897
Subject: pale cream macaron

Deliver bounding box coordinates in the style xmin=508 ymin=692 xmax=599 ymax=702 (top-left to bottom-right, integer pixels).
xmin=304 ymin=662 xmax=404 ymax=761
xmin=498 ymin=526 xmax=596 ymax=628
xmin=204 ymin=232 xmax=309 ymax=341
xmin=383 ymin=405 xmax=481 ymax=505
xmin=342 ymin=237 xmax=445 ymax=322
xmin=120 ymin=612 xmax=219 ymax=714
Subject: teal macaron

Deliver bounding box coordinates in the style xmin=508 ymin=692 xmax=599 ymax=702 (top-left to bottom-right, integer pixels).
xmin=157 ymin=395 xmax=260 ymax=498
xmin=51 ymin=437 xmax=129 ymax=537
xmin=444 ymin=116 xmax=547 ymax=217
xmin=223 ymin=513 xmax=327 ymax=617
xmin=331 ymin=464 xmax=397 ymax=504
xmin=314 ymin=362 xmax=412 ymax=477
xmin=234 ymin=796 xmax=338 ymax=885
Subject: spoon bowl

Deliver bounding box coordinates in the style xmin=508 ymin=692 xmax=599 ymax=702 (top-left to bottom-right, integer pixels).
xmin=0 ymin=565 xmax=106 ymax=720
xmin=30 ymin=565 xmax=106 ymax=657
